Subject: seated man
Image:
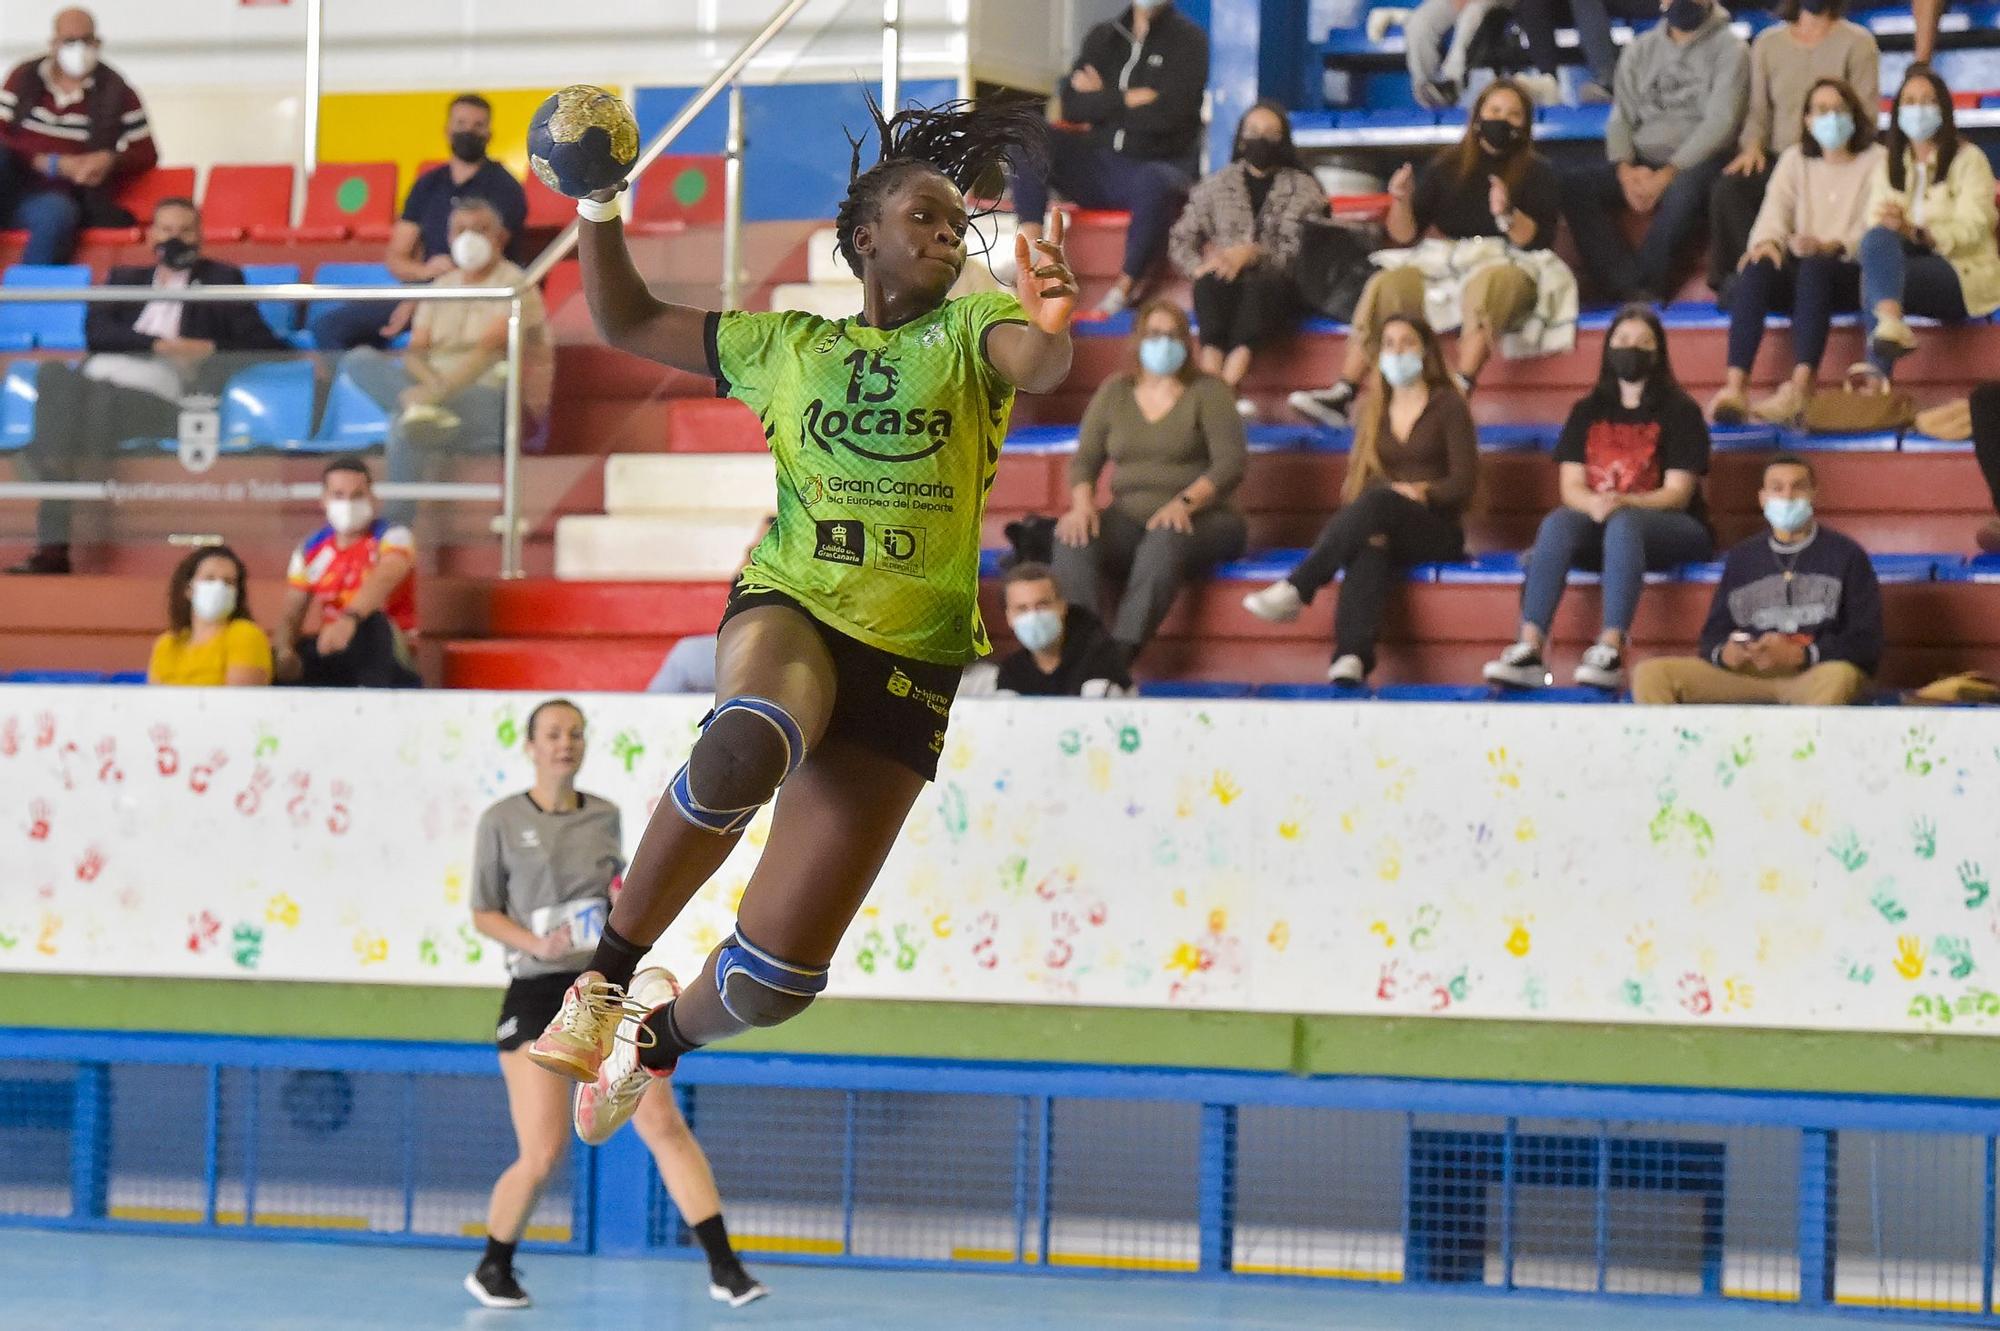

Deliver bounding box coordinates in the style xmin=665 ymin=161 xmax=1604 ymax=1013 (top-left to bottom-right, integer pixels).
xmin=0 ymin=6 xmax=157 ymax=263
xmin=275 ymin=456 xmax=422 ymax=689
xmin=335 ymin=198 xmax=552 ymax=528
xmin=1011 ymin=0 xmax=1207 ymax=317
xmin=7 ymin=196 xmax=287 ymax=575
xmin=994 ymin=562 xmax=1132 ymax=698
xmin=1632 ymin=454 xmax=1879 ymax=705
xmin=310 ymin=93 xmax=528 ymax=352
xmin=1560 ymin=0 xmax=1748 ymax=302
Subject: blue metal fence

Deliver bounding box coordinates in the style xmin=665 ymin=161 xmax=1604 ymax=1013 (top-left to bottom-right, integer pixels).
xmin=3 ymin=1027 xmax=1999 ymax=1321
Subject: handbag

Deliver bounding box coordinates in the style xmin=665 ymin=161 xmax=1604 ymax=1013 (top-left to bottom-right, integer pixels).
xmin=1802 ymin=367 xmax=1915 ymax=434
xmin=1914 ymin=397 xmax=1972 ymax=441
xmin=1295 ymin=216 xmax=1379 ymax=323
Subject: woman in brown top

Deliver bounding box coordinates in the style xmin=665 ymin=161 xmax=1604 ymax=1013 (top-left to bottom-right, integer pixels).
xmin=1242 ymin=315 xmax=1478 ymax=685
xmin=1053 ymin=300 xmax=1249 ymax=666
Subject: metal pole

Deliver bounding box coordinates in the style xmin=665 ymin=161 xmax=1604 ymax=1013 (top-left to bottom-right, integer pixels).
xmin=302 ymin=0 xmax=324 ymax=178
xmin=522 ymin=0 xmax=817 ymax=287
xmin=499 ymin=294 xmax=526 ymax=579
xmin=881 ymin=0 xmax=902 ymax=114
xmin=721 ymin=82 xmax=745 ymax=309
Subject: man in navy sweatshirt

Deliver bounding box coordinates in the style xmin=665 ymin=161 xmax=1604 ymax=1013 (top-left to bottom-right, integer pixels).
xmin=1632 ymin=454 xmax=1880 ymax=705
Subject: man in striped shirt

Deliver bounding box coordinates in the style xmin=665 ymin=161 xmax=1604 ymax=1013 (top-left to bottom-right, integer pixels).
xmin=0 ymin=7 xmax=156 ymax=263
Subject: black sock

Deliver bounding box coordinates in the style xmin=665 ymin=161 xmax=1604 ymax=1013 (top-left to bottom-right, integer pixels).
xmin=481 ymin=1235 xmax=517 ymax=1270
xmin=588 ymin=923 xmax=648 ymax=990
xmin=691 ymin=1214 xmax=740 ymax=1273
xmin=638 ymin=1001 xmax=699 ymax=1072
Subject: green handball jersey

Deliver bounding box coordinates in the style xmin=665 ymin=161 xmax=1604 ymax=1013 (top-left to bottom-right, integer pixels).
xmin=706 ymin=289 xmax=1029 ymax=665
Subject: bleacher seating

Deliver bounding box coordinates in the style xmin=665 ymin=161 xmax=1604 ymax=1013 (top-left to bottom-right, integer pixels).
xmin=237 ymin=261 xmax=303 ymax=340
xmin=293 ymin=162 xmax=400 ymax=242
xmin=204 ymin=165 xmax=296 ymax=242
xmin=0 ymin=264 xmax=90 ymax=351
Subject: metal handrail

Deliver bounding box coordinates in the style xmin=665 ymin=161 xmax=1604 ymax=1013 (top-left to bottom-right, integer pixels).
xmin=0 ymin=283 xmax=518 ymax=303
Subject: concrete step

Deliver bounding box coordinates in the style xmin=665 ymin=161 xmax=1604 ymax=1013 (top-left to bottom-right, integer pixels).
xmin=552 ymin=512 xmax=769 ymax=581
xmin=603 ymin=453 xmax=776 ymax=517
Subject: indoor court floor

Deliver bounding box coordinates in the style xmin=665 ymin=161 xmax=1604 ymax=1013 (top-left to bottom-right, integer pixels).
xmin=0 ymin=1230 xmax=1950 ymax=1330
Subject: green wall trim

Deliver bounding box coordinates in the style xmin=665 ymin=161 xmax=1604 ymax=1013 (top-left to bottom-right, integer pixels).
xmin=2 ymin=975 xmax=1991 ymax=1098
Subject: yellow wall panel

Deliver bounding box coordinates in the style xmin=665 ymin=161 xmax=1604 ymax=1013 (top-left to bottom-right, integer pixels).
xmin=315 ymin=89 xmax=559 ymax=204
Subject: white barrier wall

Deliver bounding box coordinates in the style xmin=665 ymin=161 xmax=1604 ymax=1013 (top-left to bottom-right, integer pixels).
xmin=2 ymin=688 xmax=1996 ymax=1037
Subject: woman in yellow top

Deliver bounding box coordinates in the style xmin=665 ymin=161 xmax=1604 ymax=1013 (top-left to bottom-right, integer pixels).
xmin=146 ymin=545 xmax=273 ymax=687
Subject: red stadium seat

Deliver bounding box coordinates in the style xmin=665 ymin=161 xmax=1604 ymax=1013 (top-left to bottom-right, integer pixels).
xmin=523 ymin=169 xmax=572 ymax=231
xmin=293 ymin=161 xmax=399 ymax=242
xmin=629 ymin=154 xmax=724 ymax=233
xmin=206 ymin=164 xmax=296 ymax=242
xmin=80 ymin=165 xmax=199 ymax=243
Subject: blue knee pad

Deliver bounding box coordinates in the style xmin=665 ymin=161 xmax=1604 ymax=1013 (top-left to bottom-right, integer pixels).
xmin=716 ymin=931 xmax=829 ymax=1028
xmin=669 ymin=695 xmax=807 ymax=835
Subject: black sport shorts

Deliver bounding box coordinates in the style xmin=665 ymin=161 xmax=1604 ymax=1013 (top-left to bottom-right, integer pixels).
xmin=719 ymin=585 xmax=962 ymax=782
xmin=495 ymin=970 xmax=580 ymax=1052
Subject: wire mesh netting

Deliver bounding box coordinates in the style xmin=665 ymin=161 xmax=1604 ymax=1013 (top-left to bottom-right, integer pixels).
xmin=0 ymin=1059 xmax=76 ymax=1219
xmin=1232 ymin=1105 xmax=1405 ymax=1280
xmin=1835 ymin=1130 xmax=1988 ymax=1316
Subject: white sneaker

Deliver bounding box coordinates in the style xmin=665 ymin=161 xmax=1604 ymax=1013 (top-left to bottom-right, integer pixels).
xmin=1483 ymin=641 xmax=1551 ymax=689
xmin=1328 ymin=654 xmax=1367 ymax=686
xmin=1242 ymin=580 xmax=1305 ymax=623
xmin=1515 ymin=72 xmax=1562 ymax=106
xmin=1288 ymin=385 xmax=1355 ymax=429
xmin=1574 ymin=643 xmax=1625 ymax=691
xmin=1092 ymin=285 xmax=1132 ymax=318
xmin=1235 ymin=396 xmax=1258 ymax=420
xmin=709 ymin=1267 xmax=771 ymax=1308
xmin=572 ymin=967 xmax=680 ymax=1146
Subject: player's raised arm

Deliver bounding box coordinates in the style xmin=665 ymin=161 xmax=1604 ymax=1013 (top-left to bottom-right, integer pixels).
xmin=986 ymin=206 xmax=1077 ymax=394
xmin=576 ymin=193 xmax=713 ymax=377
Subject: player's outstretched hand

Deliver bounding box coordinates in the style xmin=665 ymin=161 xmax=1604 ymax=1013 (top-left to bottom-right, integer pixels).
xmin=1015 ymin=208 xmax=1077 ymax=336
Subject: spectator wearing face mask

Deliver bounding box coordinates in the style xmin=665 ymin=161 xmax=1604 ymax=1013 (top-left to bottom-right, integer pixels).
xmin=994 ymin=562 xmax=1132 ymax=697
xmin=1561 ymin=0 xmax=1749 ymax=303
xmin=310 ymin=93 xmax=529 ymax=353
xmin=1166 ymin=101 xmax=1327 ymax=413
xmin=1052 ymin=301 xmax=1247 ymax=669
xmin=0 ymin=7 xmax=156 ymax=264
xmin=275 ymin=456 xmax=421 ymax=689
xmin=6 ymin=197 xmax=288 ymax=577
xmin=335 ymin=197 xmax=552 ymax=529
xmin=1633 ymin=454 xmax=1878 ymax=705
xmin=147 ymin=544 xmax=272 ymax=687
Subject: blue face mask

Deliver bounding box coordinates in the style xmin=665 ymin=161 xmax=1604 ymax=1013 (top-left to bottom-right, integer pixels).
xmin=1139 ymin=335 xmax=1187 ymax=377
xmin=1009 ymin=608 xmax=1065 ymax=653
xmin=1898 ymin=102 xmax=1944 ymax=144
xmin=1763 ymin=495 xmax=1814 ymax=532
xmin=1378 ymin=349 xmax=1425 ymax=389
xmin=1808 ymin=111 xmax=1853 ymax=152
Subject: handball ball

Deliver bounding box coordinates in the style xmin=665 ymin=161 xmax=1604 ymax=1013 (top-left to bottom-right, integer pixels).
xmin=527 ymin=85 xmax=640 ymax=198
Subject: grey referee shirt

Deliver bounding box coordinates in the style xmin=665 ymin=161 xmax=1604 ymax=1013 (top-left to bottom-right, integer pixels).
xmin=470 ymin=791 xmax=625 ymax=979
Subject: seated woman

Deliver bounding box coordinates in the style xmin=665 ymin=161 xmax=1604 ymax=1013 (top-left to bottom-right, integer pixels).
xmin=1858 ymin=65 xmax=2000 ymax=383
xmin=1290 ymin=78 xmax=1564 ymax=427
xmin=336 ymin=197 xmax=554 ymax=527
xmin=1053 ymin=301 xmax=1248 ymax=669
xmin=1712 ymin=77 xmax=1885 ymax=426
xmin=1483 ymin=305 xmax=1713 ymax=693
xmin=146 ymin=544 xmax=272 ymax=687
xmin=1166 ymin=100 xmax=1328 ymax=412
xmin=1241 ymin=315 xmax=1477 ymax=685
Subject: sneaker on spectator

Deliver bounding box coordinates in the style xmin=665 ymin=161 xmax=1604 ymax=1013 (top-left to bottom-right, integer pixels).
xmin=1515 ymin=72 xmax=1561 ymax=107
xmin=1750 ymin=381 xmax=1806 ymax=427
xmin=1289 ymin=383 xmax=1355 ymax=429
xmin=1708 ymin=386 xmax=1748 ymax=425
xmin=1579 ymin=80 xmax=1615 ymax=105
xmin=1871 ymin=314 xmax=1916 ymax=365
xmin=1413 ymin=78 xmax=1460 ymax=110
xmin=1242 ymin=580 xmax=1305 ymax=623
xmin=1483 ymin=640 xmax=1551 ymax=689
xmin=1235 ymin=396 xmax=1258 ymax=420
xmin=1092 ymin=285 xmax=1132 ymax=319
xmin=1328 ymin=655 xmax=1368 ymax=687
xmin=1574 ymin=643 xmax=1625 ymax=691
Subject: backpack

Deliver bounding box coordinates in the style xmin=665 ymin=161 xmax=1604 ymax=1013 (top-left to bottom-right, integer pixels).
xmin=1295 ymin=216 xmax=1378 ymax=323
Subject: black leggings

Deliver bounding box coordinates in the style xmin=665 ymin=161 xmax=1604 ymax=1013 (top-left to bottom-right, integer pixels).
xmin=289 ymin=611 xmax=420 ymax=689
xmin=1192 ymin=269 xmax=1301 ymax=352
xmin=1970 ymin=383 xmax=2000 ymax=512
xmin=1287 ymin=486 xmax=1465 ymax=667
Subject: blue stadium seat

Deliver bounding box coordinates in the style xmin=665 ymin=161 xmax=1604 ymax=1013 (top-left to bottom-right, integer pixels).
xmin=1901 ymin=433 xmax=1973 ymax=454
xmin=223 ymin=359 xmax=316 ymax=450
xmin=1004 ymin=425 xmax=1081 ymax=454
xmin=307 ymin=361 xmax=393 ymax=450
xmin=238 ymin=262 xmax=303 ymax=341
xmin=1870 ymin=554 xmax=1948 ymax=584
xmin=1776 ymin=428 xmax=1899 ymax=453
xmin=3 ymin=670 xmax=112 ymax=684
xmin=1137 ymin=681 xmax=1254 ymax=699
xmin=1708 ymin=424 xmax=1783 ymax=452
xmin=304 ymin=262 xmax=398 ymax=350
xmin=0 ymin=358 xmax=40 ymax=451
xmin=1071 ymin=309 xmax=1135 ymax=339
xmin=1256 ymin=682 xmax=1373 ymax=699
xmin=0 ymin=264 xmax=90 ymax=350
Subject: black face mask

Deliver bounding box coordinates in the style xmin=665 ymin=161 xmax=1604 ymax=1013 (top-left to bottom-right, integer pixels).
xmin=155 ymin=236 xmax=199 ymax=271
xmin=1607 ymin=346 xmax=1656 ymax=383
xmin=1797 ymin=0 xmax=1831 ymax=12
xmin=449 ymin=131 xmax=489 ymax=164
xmin=1477 ymin=118 xmax=1522 ymax=153
xmin=1239 ymin=138 xmax=1284 ymax=171
xmin=1665 ymin=0 xmax=1707 ymax=30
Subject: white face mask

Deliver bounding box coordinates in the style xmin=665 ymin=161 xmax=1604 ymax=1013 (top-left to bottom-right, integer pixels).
xmin=1010 ymin=608 xmax=1065 ymax=654
xmin=189 ymin=578 xmax=237 ymax=624
xmin=450 ymin=229 xmax=495 ymax=272
xmin=326 ymin=497 xmax=373 ymax=535
xmin=56 ymin=40 xmax=97 ymax=80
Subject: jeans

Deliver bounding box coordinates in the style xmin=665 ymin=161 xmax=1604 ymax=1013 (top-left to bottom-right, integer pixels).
xmin=1725 ymin=255 xmax=1860 ymax=373
xmin=1521 ymin=505 xmax=1712 ymax=635
xmin=1286 ymin=486 xmax=1465 ymax=669
xmin=1403 ymin=0 xmax=1510 ymax=88
xmin=1011 ymin=131 xmax=1192 ymax=282
xmin=1858 ymin=225 xmax=1969 ymax=374
xmin=1513 ymin=0 xmax=1659 ymax=83
xmin=1050 ymin=503 xmax=1247 ymax=653
xmin=7 ymin=187 xmax=82 ymax=265
xmin=338 ymin=346 xmax=507 ymax=528
xmin=310 ymin=299 xmax=404 ymax=353
xmin=1191 ymin=269 xmax=1300 ymax=352
xmin=1562 ymin=156 xmax=1725 ymax=301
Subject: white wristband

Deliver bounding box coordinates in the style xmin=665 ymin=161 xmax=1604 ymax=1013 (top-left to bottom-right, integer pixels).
xmin=576 ymin=195 xmax=619 ymax=224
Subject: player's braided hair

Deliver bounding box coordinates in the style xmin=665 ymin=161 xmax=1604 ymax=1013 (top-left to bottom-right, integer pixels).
xmin=834 ymin=91 xmax=1048 ymax=279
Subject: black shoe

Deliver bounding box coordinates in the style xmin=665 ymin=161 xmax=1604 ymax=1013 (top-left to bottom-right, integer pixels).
xmin=709 ymin=1262 xmax=770 ymax=1308
xmin=464 ymin=1262 xmax=531 ymax=1309
xmin=6 ymin=545 xmax=70 ymax=575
